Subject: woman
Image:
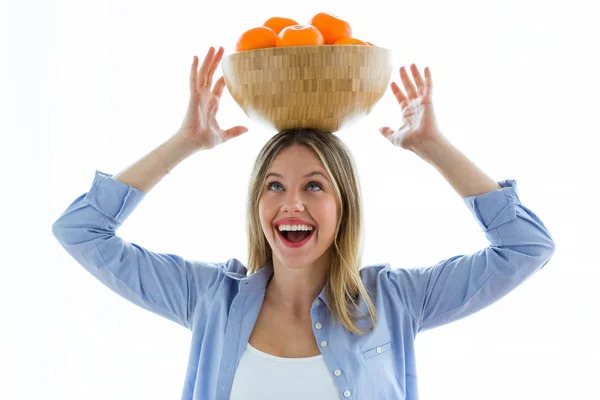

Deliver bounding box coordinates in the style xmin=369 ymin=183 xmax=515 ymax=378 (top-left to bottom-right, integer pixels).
xmin=52 ymin=46 xmax=556 ymax=400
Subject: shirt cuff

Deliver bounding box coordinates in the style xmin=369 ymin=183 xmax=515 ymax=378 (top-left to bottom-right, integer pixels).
xmin=462 ymin=179 xmax=521 ymax=232
xmin=83 ymin=170 xmax=146 ymax=225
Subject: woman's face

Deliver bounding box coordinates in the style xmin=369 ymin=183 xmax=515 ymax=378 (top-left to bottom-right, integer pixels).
xmin=258 ymin=145 xmax=339 ymax=269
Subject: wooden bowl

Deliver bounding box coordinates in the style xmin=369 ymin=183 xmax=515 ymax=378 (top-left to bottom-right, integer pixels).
xmin=222 ymin=45 xmax=393 ymax=133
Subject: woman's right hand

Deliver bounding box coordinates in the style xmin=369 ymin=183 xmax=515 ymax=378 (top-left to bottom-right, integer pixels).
xmin=176 ymin=46 xmax=248 ymax=151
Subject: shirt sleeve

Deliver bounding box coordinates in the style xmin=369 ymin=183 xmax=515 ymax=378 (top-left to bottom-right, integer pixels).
xmin=51 ymin=170 xmax=222 ymax=331
xmin=387 ymin=179 xmax=556 ymax=334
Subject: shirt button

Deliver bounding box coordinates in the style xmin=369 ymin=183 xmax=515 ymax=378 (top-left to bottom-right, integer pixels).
xmin=343 ymin=390 xmax=351 ymax=397
xmin=316 ymin=299 xmax=322 ymax=306
xmin=315 ymin=322 xmax=322 ymax=329
xmin=320 ymin=340 xmax=328 ymax=347
xmin=334 ymin=369 xmax=342 ymax=376
xmin=376 ymin=346 xmax=382 ymax=353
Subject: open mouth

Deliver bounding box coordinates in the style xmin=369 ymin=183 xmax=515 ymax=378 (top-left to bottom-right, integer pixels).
xmin=276 ymin=229 xmax=315 ymax=247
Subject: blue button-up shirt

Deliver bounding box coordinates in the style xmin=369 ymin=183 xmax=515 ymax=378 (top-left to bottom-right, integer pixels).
xmin=52 ymin=170 xmax=555 ymax=399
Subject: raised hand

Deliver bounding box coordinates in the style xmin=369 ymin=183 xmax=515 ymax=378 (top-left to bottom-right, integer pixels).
xmin=379 ymin=64 xmax=444 ymax=151
xmin=177 ymin=46 xmax=248 ymax=151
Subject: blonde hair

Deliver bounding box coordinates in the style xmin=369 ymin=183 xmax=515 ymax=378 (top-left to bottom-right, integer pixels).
xmin=245 ymin=128 xmax=377 ymax=335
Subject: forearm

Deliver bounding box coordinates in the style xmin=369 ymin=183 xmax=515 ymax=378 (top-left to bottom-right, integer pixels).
xmin=411 ymin=135 xmax=501 ymax=198
xmin=113 ymin=132 xmax=200 ymax=194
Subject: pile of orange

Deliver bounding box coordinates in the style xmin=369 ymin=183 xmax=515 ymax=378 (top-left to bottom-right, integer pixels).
xmin=235 ymin=12 xmax=375 ymax=52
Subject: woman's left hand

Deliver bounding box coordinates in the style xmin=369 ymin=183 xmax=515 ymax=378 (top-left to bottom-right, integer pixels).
xmin=379 ymin=64 xmax=445 ymax=151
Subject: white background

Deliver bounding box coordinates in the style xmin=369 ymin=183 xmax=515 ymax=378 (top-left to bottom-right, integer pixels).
xmin=2 ymin=0 xmax=598 ymax=398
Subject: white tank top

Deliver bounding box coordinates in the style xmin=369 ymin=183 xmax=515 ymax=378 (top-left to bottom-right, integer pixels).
xmin=229 ymin=342 xmax=340 ymax=399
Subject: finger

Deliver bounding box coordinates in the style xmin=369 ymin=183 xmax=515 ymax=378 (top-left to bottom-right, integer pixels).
xmin=424 ymin=67 xmax=433 ymax=98
xmin=206 ymin=47 xmax=224 ymax=88
xmin=222 ymin=125 xmax=249 ymax=141
xmin=190 ymin=56 xmax=199 ymax=93
xmin=379 ymin=126 xmax=404 ymax=147
xmin=379 ymin=126 xmax=395 ymax=138
xmin=198 ymin=47 xmax=215 ymax=88
xmin=213 ymin=76 xmax=226 ymax=100
xmin=410 ymin=64 xmax=425 ymax=96
xmin=400 ymin=66 xmax=418 ymax=99
xmin=390 ymin=82 xmax=408 ymax=108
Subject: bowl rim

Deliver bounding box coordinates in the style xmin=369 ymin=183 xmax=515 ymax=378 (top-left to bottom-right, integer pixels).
xmin=222 ymin=45 xmax=392 ymax=58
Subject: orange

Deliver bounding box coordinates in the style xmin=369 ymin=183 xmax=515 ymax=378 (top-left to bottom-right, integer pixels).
xmin=263 ymin=17 xmax=299 ymax=35
xmin=277 ymin=24 xmax=324 ymax=47
xmin=365 ymin=41 xmax=376 ymax=46
xmin=235 ymin=26 xmax=278 ymax=52
xmin=307 ymin=12 xmax=352 ymax=45
xmin=333 ymin=37 xmax=368 ymax=45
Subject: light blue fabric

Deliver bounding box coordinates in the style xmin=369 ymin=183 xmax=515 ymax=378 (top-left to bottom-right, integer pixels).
xmin=52 ymin=170 xmax=555 ymax=400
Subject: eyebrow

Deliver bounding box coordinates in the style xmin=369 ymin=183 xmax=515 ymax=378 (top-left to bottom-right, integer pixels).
xmin=265 ymin=171 xmax=328 ymax=180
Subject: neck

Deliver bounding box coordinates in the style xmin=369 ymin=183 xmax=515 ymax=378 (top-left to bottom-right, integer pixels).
xmin=265 ymin=270 xmax=328 ymax=319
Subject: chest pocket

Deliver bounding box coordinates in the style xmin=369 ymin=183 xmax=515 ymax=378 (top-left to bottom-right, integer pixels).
xmin=362 ymin=340 xmax=393 ymax=360
xmin=361 ymin=340 xmax=404 ymax=398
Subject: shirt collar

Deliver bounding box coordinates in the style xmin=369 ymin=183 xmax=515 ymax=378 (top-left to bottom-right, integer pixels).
xmin=222 ymin=259 xmax=331 ymax=310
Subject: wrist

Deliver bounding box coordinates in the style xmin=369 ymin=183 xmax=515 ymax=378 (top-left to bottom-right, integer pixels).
xmin=410 ymin=134 xmax=453 ymax=164
xmin=168 ymin=131 xmax=204 ymax=155
xmin=153 ymin=133 xmax=202 ymax=174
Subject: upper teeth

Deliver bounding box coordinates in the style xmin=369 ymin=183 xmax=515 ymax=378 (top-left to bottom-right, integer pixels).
xmin=278 ymin=225 xmax=314 ymax=231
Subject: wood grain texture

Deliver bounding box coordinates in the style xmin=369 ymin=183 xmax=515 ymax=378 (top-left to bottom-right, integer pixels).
xmin=222 ymin=45 xmax=393 ymax=133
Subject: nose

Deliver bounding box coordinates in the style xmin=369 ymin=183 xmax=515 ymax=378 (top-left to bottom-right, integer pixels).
xmin=281 ymin=190 xmax=306 ymax=213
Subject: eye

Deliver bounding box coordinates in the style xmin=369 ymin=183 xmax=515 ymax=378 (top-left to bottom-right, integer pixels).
xmin=265 ymin=180 xmax=323 ymax=191
xmin=306 ymin=181 xmax=323 ymax=191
